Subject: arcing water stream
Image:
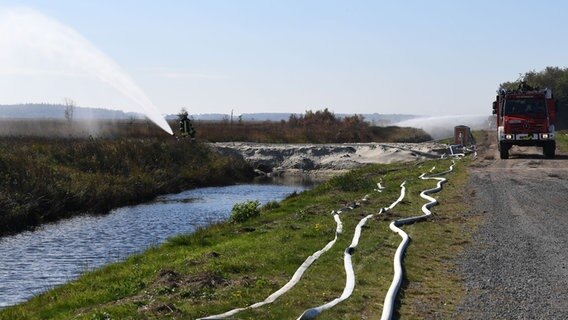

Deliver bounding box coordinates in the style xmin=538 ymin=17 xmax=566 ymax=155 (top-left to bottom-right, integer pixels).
xmin=0 ymin=7 xmax=172 ymax=134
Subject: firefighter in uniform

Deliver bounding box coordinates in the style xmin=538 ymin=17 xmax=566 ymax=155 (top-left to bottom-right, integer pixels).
xmin=179 ymin=111 xmax=196 ymax=140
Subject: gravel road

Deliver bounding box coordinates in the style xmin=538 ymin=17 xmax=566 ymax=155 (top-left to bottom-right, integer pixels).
xmin=456 ymin=132 xmax=568 ymax=319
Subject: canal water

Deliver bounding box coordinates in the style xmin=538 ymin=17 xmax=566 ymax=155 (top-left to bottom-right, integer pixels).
xmin=0 ymin=182 xmax=308 ymax=308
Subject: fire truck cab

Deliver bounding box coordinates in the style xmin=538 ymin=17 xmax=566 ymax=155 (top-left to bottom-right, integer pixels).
xmin=492 ymin=83 xmax=556 ymax=159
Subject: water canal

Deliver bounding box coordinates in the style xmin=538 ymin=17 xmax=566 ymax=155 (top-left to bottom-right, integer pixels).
xmin=0 ymin=182 xmax=309 ymax=308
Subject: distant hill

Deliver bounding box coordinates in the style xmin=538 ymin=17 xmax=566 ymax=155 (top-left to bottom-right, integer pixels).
xmin=0 ymin=104 xmax=142 ymax=120
xmin=1 ymin=104 xmax=421 ymax=126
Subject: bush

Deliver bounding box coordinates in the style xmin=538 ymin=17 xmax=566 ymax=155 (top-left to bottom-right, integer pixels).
xmin=230 ymin=200 xmax=261 ymax=223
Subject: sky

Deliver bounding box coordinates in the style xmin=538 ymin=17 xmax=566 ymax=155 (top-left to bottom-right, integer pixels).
xmin=0 ymin=0 xmax=567 ymax=117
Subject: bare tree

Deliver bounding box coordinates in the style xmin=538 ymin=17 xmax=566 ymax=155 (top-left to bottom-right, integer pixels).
xmin=63 ymin=97 xmax=75 ymax=123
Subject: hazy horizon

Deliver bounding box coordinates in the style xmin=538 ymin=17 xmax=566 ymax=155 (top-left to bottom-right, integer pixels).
xmin=1 ymin=1 xmax=567 ymax=120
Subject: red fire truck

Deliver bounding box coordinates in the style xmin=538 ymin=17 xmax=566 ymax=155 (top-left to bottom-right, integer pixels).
xmin=492 ymin=82 xmax=556 ymax=159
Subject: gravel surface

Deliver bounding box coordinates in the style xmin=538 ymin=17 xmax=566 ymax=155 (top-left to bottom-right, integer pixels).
xmin=455 ymin=133 xmax=568 ymax=319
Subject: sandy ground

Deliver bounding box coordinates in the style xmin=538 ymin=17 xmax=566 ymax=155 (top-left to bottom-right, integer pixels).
xmin=455 ymin=132 xmax=568 ymax=319
xmin=212 ymin=142 xmax=449 ymax=176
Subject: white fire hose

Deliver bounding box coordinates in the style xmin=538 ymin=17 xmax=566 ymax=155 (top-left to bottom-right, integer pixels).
xmin=297 ymin=181 xmax=407 ymax=320
xmin=198 ymin=194 xmax=369 ymax=320
xmin=199 ymin=160 xmax=454 ymax=320
xmin=380 ymin=161 xmax=454 ymax=320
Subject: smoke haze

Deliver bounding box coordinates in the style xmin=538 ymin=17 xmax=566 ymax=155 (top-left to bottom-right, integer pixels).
xmin=395 ymin=115 xmax=491 ymax=140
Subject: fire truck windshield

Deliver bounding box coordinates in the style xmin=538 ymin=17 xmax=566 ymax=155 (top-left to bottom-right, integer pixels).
xmin=504 ymin=98 xmax=546 ymax=115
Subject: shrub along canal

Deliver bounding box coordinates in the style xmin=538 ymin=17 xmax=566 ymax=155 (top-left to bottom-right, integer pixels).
xmin=0 ymin=181 xmax=309 ymax=308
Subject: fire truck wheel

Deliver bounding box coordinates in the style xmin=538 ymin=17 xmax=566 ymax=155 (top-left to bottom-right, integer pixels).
xmin=499 ymin=142 xmax=509 ymax=159
xmin=543 ymin=142 xmax=556 ymax=159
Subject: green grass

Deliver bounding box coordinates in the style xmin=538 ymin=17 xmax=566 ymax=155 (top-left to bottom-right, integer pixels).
xmin=1 ymin=158 xmax=475 ymax=319
xmin=555 ymin=130 xmax=568 ymax=152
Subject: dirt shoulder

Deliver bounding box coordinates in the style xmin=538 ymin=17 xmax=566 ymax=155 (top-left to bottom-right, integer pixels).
xmin=455 ymin=132 xmax=568 ymax=318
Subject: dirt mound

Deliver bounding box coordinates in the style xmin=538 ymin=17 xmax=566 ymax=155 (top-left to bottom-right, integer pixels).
xmin=212 ymin=142 xmax=447 ymax=176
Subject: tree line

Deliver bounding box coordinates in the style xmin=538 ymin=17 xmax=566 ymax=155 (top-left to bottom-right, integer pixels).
xmin=194 ymin=108 xmax=431 ymax=143
xmin=500 ymin=66 xmax=568 ymax=129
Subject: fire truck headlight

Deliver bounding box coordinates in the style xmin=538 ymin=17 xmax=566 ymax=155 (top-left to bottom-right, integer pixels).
xmin=505 ymin=134 xmax=513 ymax=140
xmin=542 ymin=133 xmax=549 ymax=139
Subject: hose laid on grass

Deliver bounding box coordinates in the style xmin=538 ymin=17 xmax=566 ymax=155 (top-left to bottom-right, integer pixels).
xmin=198 ymin=195 xmax=369 ymax=320
xmin=297 ymin=181 xmax=407 ymax=320
xmin=374 ymin=178 xmax=386 ymax=193
xmin=297 ymin=214 xmax=372 ymax=320
xmin=197 ymin=213 xmax=342 ymax=320
xmin=382 ymin=181 xmax=406 ymax=212
xmin=380 ymin=161 xmax=454 ymax=320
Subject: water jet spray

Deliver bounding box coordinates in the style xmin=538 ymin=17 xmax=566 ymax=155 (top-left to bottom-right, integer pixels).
xmin=0 ymin=7 xmax=173 ymax=135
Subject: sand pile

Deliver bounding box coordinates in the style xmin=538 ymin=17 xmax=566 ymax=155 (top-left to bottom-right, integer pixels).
xmin=212 ymin=142 xmax=448 ymax=176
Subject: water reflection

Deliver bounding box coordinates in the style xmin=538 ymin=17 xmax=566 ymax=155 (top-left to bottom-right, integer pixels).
xmin=0 ymin=183 xmax=306 ymax=308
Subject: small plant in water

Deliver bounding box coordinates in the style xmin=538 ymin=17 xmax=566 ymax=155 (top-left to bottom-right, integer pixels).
xmin=230 ymin=200 xmax=261 ymax=223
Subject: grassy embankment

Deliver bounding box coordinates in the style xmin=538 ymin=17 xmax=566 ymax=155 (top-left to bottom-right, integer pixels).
xmin=0 ymin=137 xmax=253 ymax=236
xmin=1 ymin=157 xmax=475 ymax=319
